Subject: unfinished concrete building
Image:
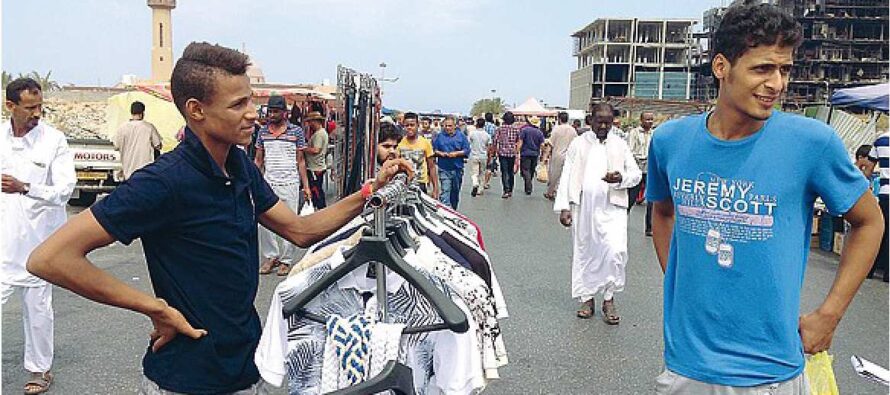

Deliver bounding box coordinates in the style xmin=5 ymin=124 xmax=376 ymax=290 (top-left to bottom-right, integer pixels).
xmin=569 ymin=18 xmax=698 ymax=110
xmin=777 ymin=0 xmax=889 ymax=107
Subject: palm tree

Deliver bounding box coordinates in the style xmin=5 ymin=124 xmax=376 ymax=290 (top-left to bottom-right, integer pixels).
xmin=1 ymin=71 xmax=11 ymax=90
xmin=28 ymin=70 xmax=61 ymax=91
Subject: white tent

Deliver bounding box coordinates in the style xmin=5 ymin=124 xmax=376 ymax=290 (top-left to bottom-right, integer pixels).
xmin=510 ymin=97 xmax=557 ymax=117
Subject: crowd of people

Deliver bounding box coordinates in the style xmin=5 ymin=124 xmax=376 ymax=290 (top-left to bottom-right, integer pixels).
xmin=2 ymin=3 xmax=888 ymax=394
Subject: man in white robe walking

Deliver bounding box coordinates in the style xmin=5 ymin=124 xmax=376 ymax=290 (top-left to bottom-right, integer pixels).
xmin=554 ymin=103 xmax=641 ymax=324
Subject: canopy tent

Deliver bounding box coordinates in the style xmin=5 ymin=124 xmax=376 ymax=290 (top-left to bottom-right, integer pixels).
xmin=830 ymin=83 xmax=889 ymax=112
xmin=510 ymin=97 xmax=557 ymax=117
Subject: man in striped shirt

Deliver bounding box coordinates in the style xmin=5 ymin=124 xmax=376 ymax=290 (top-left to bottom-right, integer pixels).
xmin=255 ymin=95 xmax=310 ymax=276
xmin=867 ymin=131 xmax=888 ymax=282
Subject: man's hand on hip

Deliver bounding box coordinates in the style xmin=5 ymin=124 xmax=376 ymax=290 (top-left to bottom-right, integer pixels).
xmin=799 ymin=309 xmax=840 ymax=354
xmin=148 ymin=298 xmax=207 ymax=352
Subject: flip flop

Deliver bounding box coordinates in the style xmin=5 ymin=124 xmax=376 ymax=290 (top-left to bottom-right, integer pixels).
xmin=259 ymin=258 xmax=279 ymax=275
xmin=576 ymin=299 xmax=595 ymax=319
xmin=24 ymin=371 xmax=52 ymax=395
xmin=602 ymin=300 xmax=620 ymax=325
xmin=276 ymin=263 xmax=292 ymax=276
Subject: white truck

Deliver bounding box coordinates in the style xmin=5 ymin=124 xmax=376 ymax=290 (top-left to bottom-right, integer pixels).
xmin=68 ymin=138 xmax=122 ymax=206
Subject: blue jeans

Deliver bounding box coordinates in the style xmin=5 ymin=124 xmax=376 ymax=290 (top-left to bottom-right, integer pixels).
xmin=438 ymin=169 xmax=463 ymax=209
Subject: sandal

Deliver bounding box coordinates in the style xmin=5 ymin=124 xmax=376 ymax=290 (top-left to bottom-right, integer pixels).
xmin=602 ymin=300 xmax=620 ymax=325
xmin=276 ymin=263 xmax=292 ymax=276
xmin=259 ymin=258 xmax=279 ymax=275
xmin=24 ymin=371 xmax=52 ymax=395
xmin=576 ymin=298 xmax=595 ymax=319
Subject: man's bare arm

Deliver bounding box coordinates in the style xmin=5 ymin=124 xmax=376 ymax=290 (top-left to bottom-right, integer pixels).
xmin=27 ymin=210 xmax=206 ymax=351
xmin=254 ymin=147 xmax=265 ymax=173
xmin=651 ymin=199 xmax=675 ymax=273
xmin=799 ymin=192 xmax=884 ymax=353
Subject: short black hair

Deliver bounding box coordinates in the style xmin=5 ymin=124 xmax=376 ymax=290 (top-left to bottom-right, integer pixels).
xmin=289 ymin=105 xmax=303 ymax=124
xmin=558 ymin=111 xmax=569 ymax=123
xmin=130 ymin=101 xmax=146 ymax=115
xmin=378 ymin=122 xmax=403 ymax=144
xmin=713 ymin=3 xmax=802 ymax=64
xmin=404 ymin=112 xmax=418 ymax=121
xmin=856 ymin=144 xmax=872 ymax=159
xmin=502 ymin=111 xmax=515 ymax=125
xmin=171 ymin=42 xmax=251 ymax=118
xmin=591 ymin=102 xmax=614 ymax=115
xmin=475 ymin=118 xmax=485 ymax=128
xmin=584 ymin=114 xmax=594 ymax=126
xmin=5 ymin=77 xmax=42 ymax=104
xmin=484 ymin=112 xmax=494 ymax=122
xmin=573 ymin=119 xmax=582 ymax=126
xmin=421 ymin=117 xmax=431 ymax=123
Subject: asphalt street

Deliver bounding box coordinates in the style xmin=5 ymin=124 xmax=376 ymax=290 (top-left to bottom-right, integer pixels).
xmin=3 ymin=176 xmax=888 ymax=394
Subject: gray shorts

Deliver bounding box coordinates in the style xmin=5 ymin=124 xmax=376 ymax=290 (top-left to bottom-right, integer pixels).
xmin=655 ymin=369 xmax=809 ymax=395
xmin=139 ymin=375 xmax=269 ymax=395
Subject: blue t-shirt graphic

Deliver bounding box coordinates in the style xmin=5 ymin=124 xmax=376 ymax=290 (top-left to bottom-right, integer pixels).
xmin=646 ymin=111 xmax=868 ymax=386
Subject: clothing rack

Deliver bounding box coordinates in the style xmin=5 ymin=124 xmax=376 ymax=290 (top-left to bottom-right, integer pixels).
xmin=367 ymin=172 xmax=409 ymax=323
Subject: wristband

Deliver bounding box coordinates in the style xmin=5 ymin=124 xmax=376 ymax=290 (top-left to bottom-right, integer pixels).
xmin=361 ymin=181 xmax=375 ymax=200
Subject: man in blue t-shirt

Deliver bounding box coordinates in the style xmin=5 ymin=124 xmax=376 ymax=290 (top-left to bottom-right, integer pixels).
xmin=26 ymin=42 xmax=412 ymax=394
xmin=646 ymin=4 xmax=884 ymax=393
xmin=432 ymin=116 xmax=471 ymax=210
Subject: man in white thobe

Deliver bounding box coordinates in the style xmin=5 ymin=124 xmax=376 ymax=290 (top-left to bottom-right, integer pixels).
xmin=554 ymin=103 xmax=640 ymax=325
xmin=2 ymin=78 xmax=76 ymax=393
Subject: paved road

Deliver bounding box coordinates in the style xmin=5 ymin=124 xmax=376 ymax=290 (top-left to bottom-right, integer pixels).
xmin=3 ymin=178 xmax=888 ymax=394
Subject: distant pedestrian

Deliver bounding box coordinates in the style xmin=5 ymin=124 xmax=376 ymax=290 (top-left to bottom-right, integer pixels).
xmin=866 ymin=132 xmax=889 ymax=282
xmin=3 ymin=77 xmax=76 ymax=395
xmin=493 ymin=111 xmax=521 ymax=198
xmin=113 ymin=101 xmax=163 ymax=180
xmin=468 ymin=118 xmax=491 ymax=197
xmin=647 ymin=5 xmax=883 ymax=392
xmin=399 ymin=112 xmax=439 ymax=198
xmin=483 ymin=112 xmax=499 ymax=178
xmin=626 ymin=112 xmax=656 ymax=235
xmin=303 ymin=111 xmax=329 ymax=209
xmin=555 ymin=102 xmax=640 ymax=324
xmin=517 ymin=116 xmax=545 ymax=195
xmin=578 ymin=114 xmax=593 ymax=136
xmin=572 ymin=118 xmax=581 ymax=133
xmin=420 ymin=116 xmax=436 ymax=140
xmin=432 ymin=116 xmax=470 ymax=209
xmin=610 ymin=111 xmax=627 ymax=141
xmin=545 ymin=111 xmax=577 ymax=200
xmin=255 ymin=95 xmax=311 ymax=276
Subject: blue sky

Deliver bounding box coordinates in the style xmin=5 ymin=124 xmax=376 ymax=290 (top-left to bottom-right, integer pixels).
xmin=3 ymin=0 xmax=726 ymax=113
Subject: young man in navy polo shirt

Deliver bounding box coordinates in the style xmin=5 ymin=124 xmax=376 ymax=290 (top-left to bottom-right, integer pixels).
xmin=647 ymin=4 xmax=883 ymax=393
xmin=27 ymin=42 xmax=411 ymax=394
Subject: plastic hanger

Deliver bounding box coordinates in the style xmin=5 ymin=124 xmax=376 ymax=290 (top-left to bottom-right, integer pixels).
xmin=326 ymin=361 xmax=416 ymax=395
xmin=282 ymin=232 xmax=469 ymax=335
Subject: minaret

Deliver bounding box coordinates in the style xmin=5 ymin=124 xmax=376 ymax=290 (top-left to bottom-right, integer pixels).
xmin=148 ymin=0 xmax=176 ymax=82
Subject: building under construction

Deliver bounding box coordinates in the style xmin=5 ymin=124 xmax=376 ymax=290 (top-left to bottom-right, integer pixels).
xmin=692 ymin=0 xmax=888 ymax=107
xmin=777 ymin=0 xmax=889 ymax=107
xmin=569 ymin=18 xmax=698 ymax=110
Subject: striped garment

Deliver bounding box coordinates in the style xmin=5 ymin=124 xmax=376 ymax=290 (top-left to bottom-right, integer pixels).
xmin=255 ymin=122 xmax=307 ymax=185
xmin=869 ymin=132 xmax=889 ymax=196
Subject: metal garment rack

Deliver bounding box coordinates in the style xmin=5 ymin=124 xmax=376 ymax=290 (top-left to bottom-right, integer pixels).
xmin=366 ymin=173 xmax=409 ymax=323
